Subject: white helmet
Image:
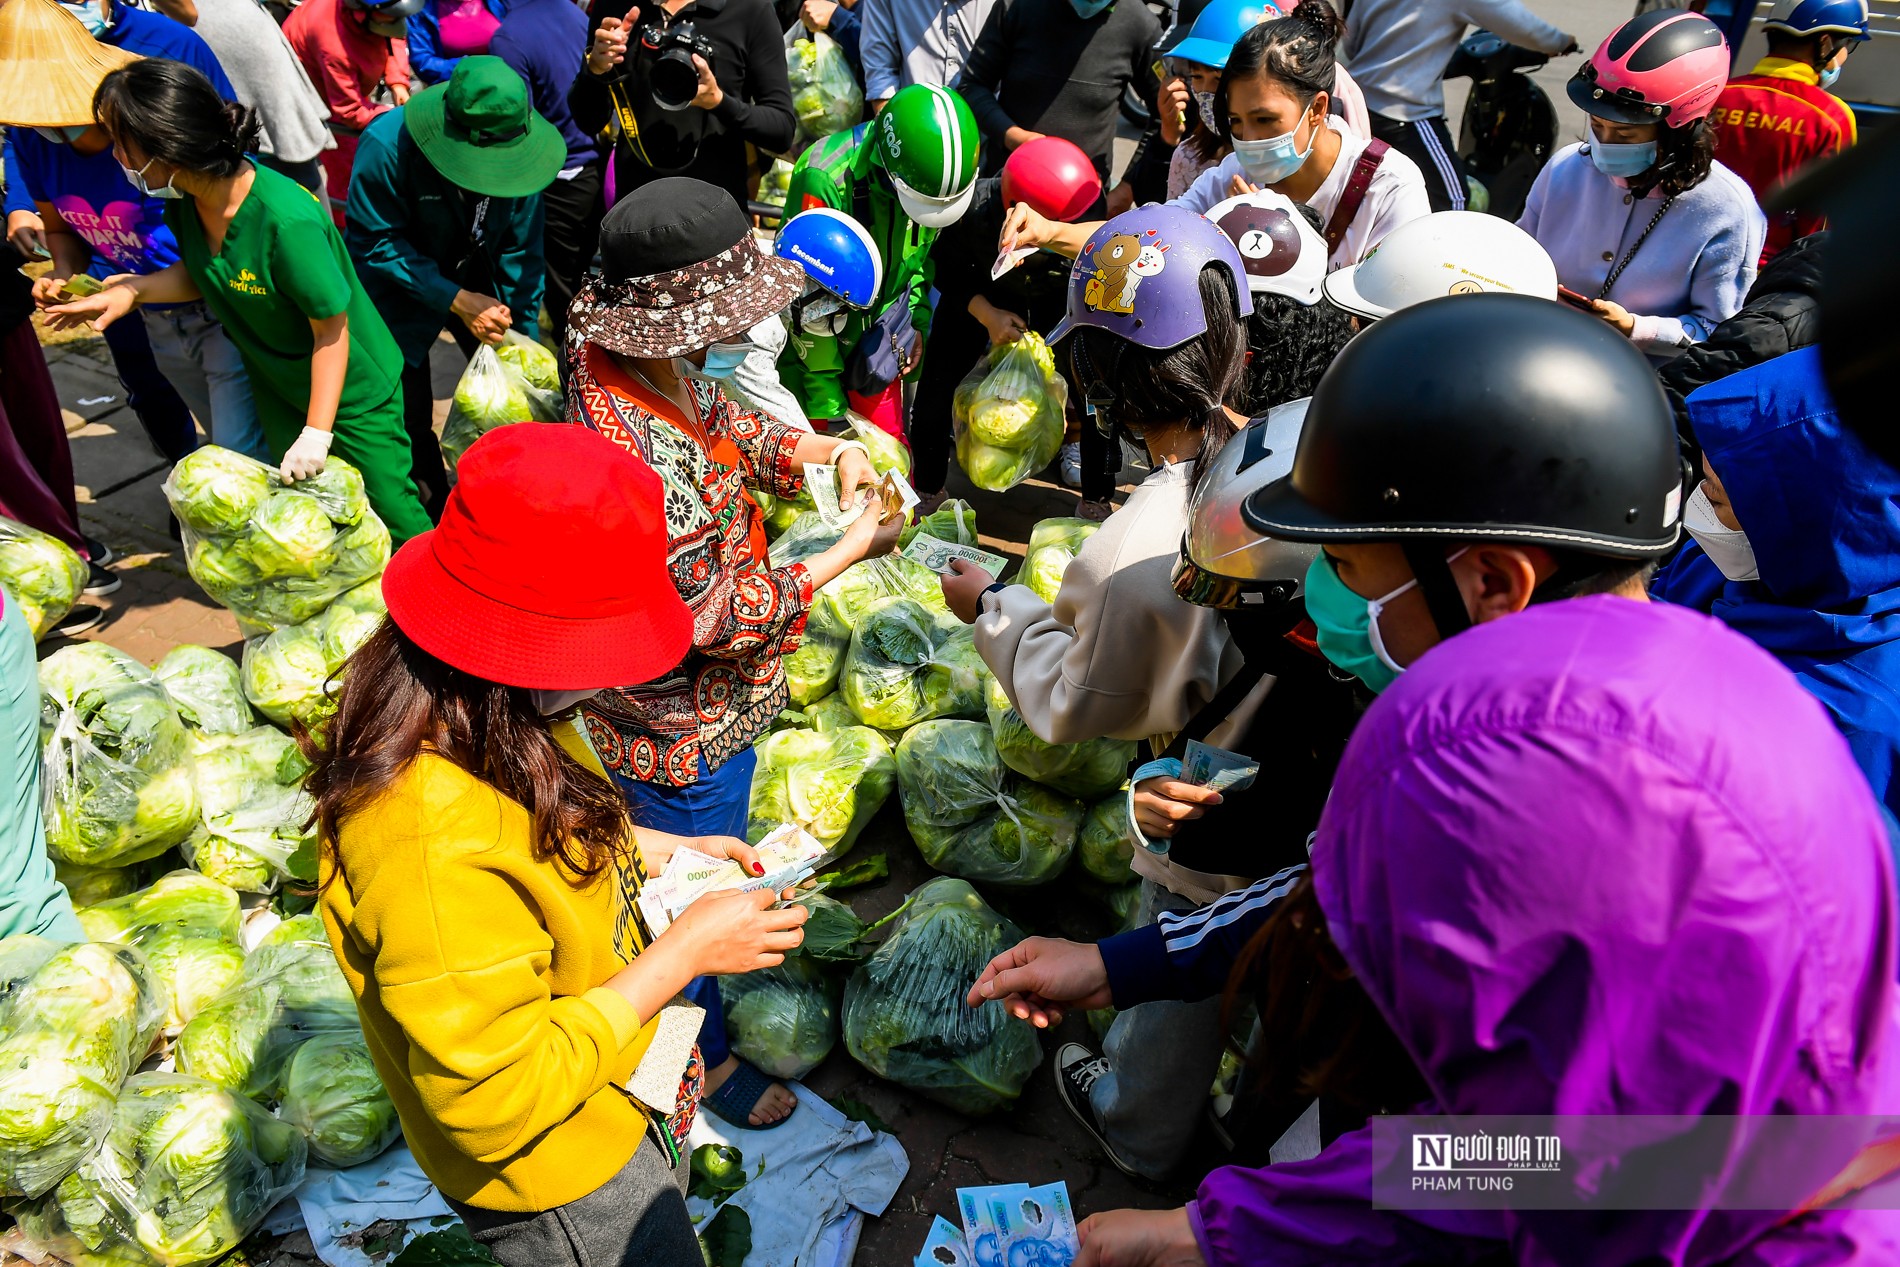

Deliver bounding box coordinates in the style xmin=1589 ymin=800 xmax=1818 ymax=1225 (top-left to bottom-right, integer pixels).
xmin=1322 ymin=211 xmax=1558 ymax=322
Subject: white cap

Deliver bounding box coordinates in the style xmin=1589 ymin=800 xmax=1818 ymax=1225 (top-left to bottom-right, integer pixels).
xmin=1322 ymin=211 xmax=1559 ymax=321
xmin=1204 ymin=190 xmax=1328 ymax=306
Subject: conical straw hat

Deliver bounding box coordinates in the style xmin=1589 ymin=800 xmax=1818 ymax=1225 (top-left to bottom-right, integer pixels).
xmin=0 ymin=0 xmax=139 ymax=128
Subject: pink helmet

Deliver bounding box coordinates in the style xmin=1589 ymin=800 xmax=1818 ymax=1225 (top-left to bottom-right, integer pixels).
xmin=1565 ymin=9 xmax=1729 ymax=128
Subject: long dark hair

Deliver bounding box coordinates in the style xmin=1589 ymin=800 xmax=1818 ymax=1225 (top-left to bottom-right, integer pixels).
xmin=94 ymin=58 xmax=260 ymax=179
xmin=1639 ymin=117 xmax=1716 ymax=198
xmin=1216 ymin=0 xmax=1343 ymax=148
xmin=302 ymin=622 xmax=634 ymax=882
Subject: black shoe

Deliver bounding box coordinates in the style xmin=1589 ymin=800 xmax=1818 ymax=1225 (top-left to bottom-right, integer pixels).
xmin=83 ymin=562 xmax=120 ymax=597
xmin=81 ymin=535 xmax=115 ymax=567
xmin=54 ymin=604 xmax=104 ymax=638
xmin=1053 ymin=1042 xmax=1141 ymax=1178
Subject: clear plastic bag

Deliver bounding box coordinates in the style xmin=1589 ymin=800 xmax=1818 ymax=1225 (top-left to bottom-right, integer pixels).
xmin=181 ymin=727 xmax=316 ymax=893
xmin=842 ymin=877 xmax=1042 ymax=1113
xmin=39 ymin=643 xmax=199 ymax=870
xmin=75 ymin=871 xmax=247 ymax=1037
xmin=952 ymin=334 xmax=1067 ymax=492
xmin=164 ymin=446 xmax=390 ymax=630
xmin=1019 ymin=516 xmax=1101 ymax=604
xmin=441 ymin=332 xmax=564 ymax=475
xmin=13 ymin=1071 xmax=307 ymax=1267
xmin=839 ymin=597 xmax=990 ymax=732
xmin=783 ymin=552 xmax=948 ymax=707
xmin=277 ymin=1032 xmax=401 ymax=1168
xmin=1077 ymin=793 xmax=1136 ymax=885
xmin=898 ymin=498 xmax=977 ymax=551
xmin=785 ymin=28 xmax=863 ymax=149
xmin=240 ymin=576 xmax=386 ymax=731
xmin=985 ymin=677 xmax=1133 ymax=800
xmin=0 ymin=514 xmax=87 ymax=640
xmin=896 ymin=719 xmax=1082 ymax=887
xmin=153 ymin=645 xmax=255 ymax=735
xmin=746 ymin=724 xmax=896 ymax=864
xmin=720 ymin=956 xmax=840 ymax=1081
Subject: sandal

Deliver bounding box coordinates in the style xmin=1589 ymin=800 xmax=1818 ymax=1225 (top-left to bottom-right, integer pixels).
xmin=1075 ymin=498 xmax=1115 ymax=523
xmin=700 ymin=1059 xmax=796 ymax=1130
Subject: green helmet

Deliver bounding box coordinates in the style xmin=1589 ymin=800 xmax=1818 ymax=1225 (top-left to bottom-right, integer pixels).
xmin=869 ymin=85 xmax=980 ymax=229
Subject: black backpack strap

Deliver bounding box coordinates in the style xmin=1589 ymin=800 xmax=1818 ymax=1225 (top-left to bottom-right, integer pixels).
xmin=1161 ymin=657 xmax=1271 ymax=761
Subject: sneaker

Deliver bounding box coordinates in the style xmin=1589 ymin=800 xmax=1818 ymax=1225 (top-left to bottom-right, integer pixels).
xmin=1059 ymin=441 xmax=1082 ymax=488
xmin=1053 ymin=1042 xmax=1141 ymax=1177
xmin=54 ymin=604 xmax=104 ymax=638
xmin=82 ymin=562 xmax=121 ymax=597
xmin=81 ymin=535 xmax=115 ymax=567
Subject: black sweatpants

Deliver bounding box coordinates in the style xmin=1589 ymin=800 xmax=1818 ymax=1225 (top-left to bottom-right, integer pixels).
xmin=1369 ymin=112 xmax=1468 ymax=213
xmin=540 ymin=161 xmax=605 ymax=358
xmin=399 ymin=322 xmax=480 ymax=522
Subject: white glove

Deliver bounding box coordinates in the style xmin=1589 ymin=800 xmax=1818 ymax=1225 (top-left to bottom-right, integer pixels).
xmin=280 ymin=426 xmax=333 ymax=482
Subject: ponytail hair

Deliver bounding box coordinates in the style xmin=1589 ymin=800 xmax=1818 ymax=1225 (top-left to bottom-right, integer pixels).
xmin=94 ymin=59 xmax=261 ymax=179
xmin=1217 ymin=0 xmax=1342 ymax=144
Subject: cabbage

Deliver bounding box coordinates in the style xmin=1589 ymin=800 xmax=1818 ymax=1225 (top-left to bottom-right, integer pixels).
xmin=241 ymin=623 xmax=331 ymax=729
xmin=442 ymin=335 xmax=564 ymax=472
xmin=952 ymin=335 xmax=1067 ymax=492
xmin=39 ymin=643 xmax=200 ymax=869
xmin=748 ymin=725 xmax=896 ymax=864
xmin=495 ymin=335 xmax=561 ymax=393
xmin=720 ymin=957 xmax=839 ymax=1081
xmin=169 ymin=447 xmax=272 ymax=536
xmin=842 ymin=877 xmax=1042 ymax=1113
xmin=0 ymin=933 xmax=61 ymax=1001
xmin=278 ymin=1032 xmax=400 ymax=1167
xmin=786 ymin=32 xmax=862 ymax=143
xmin=296 ymin=462 xmax=368 ymax=526
xmin=175 ymin=918 xmax=356 ymax=1100
xmin=183 ymin=726 xmax=314 ymax=892
xmin=898 ymin=498 xmax=978 ymax=550
xmin=75 ymin=871 xmax=246 ymax=1033
xmin=789 ymin=890 xmax=872 ymax=963
xmin=985 ymin=677 xmax=1134 ymax=800
xmin=844 ymin=411 xmax=910 ymax=480
xmin=142 ymin=934 xmax=247 ymax=1036
xmin=154 ymin=645 xmax=254 ymax=734
xmin=784 ymin=554 xmax=948 ymax=706
xmin=839 ymin=598 xmax=989 ymax=732
xmin=1077 ymin=795 xmax=1136 ymax=885
xmin=15 ymin=1071 xmax=307 ymax=1267
xmin=802 ymin=693 xmax=862 ymax=733
xmin=55 ymin=860 xmax=137 ymax=909
xmin=0 ymin=516 xmax=87 ymax=640
xmin=895 ymin=720 xmax=1081 ymax=887
xmin=1020 ymin=517 xmax=1100 ymax=604
xmin=243 ymin=492 xmax=337 ymax=579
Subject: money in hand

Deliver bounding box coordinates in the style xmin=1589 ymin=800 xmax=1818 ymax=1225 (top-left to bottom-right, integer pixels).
xmin=1182 ymin=739 xmax=1260 ymax=794
xmin=803 ymin=462 xmax=863 ymax=529
xmin=903 ymin=533 xmax=1010 ymax=578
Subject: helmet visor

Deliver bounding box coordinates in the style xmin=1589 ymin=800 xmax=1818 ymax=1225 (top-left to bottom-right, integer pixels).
xmin=889 ymin=173 xmax=976 ymax=229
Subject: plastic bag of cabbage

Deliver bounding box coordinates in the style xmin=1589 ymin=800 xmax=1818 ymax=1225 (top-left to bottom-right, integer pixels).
xmin=747 ymin=725 xmax=895 ymax=864
xmin=13 ymin=1071 xmax=306 ymax=1267
xmin=1019 ymin=517 xmax=1100 ymax=604
xmin=898 ymin=498 xmax=977 ymax=551
xmin=1077 ymin=794 xmax=1136 ymax=885
xmin=76 ymin=870 xmax=247 ymax=1036
xmin=842 ymin=877 xmax=1041 ymax=1113
xmin=840 ymin=597 xmax=989 ymax=731
xmin=785 ymin=554 xmax=949 ymax=708
xmin=55 ymin=860 xmax=138 ymax=909
xmin=985 ymin=677 xmax=1133 ymax=800
xmin=154 ymin=645 xmax=255 ymax=734
xmin=0 ymin=937 xmax=166 ymax=1197
xmin=183 ymin=726 xmax=316 ymax=892
xmin=165 ymin=446 xmax=391 ymax=630
xmin=279 ymin=1032 xmax=402 ymax=1167
xmin=242 ymin=576 xmax=386 ymax=728
xmin=720 ymin=956 xmax=839 ymax=1081
xmin=0 ymin=514 xmax=86 ymax=640
xmin=952 ymin=334 xmax=1067 ymax=492
xmin=40 ymin=643 xmax=199 ymax=870
xmin=786 ymin=30 xmax=862 ymax=145
xmin=895 ymin=720 xmax=1082 ymax=886
xmin=440 ymin=333 xmax=563 ymax=474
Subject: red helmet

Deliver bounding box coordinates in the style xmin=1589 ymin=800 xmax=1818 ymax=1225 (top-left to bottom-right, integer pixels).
xmin=1001 ymin=137 xmax=1103 ymax=223
xmin=1566 ymin=9 xmax=1729 ymax=128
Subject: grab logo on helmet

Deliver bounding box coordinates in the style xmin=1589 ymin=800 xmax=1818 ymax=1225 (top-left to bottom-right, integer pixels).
xmin=873 ymin=85 xmax=980 ymax=228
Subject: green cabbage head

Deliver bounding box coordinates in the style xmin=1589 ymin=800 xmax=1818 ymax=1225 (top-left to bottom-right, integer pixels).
xmin=1078 ymin=794 xmax=1136 ymax=885
xmin=279 ymin=1033 xmax=400 ymax=1167
xmin=0 ymin=517 xmax=87 ymax=640
xmin=1020 ymin=517 xmax=1100 ymax=604
xmin=839 ymin=598 xmax=989 ymax=731
xmin=895 ymin=720 xmax=1081 ymax=887
xmin=746 ymin=725 xmax=896 ymax=863
xmin=243 ymin=491 xmax=337 ymax=579
xmin=155 ymin=645 xmax=254 ymax=734
xmin=985 ymin=677 xmax=1134 ymax=800
xmin=168 ymin=447 xmax=272 ymax=536
xmin=720 ymin=957 xmax=839 ymax=1081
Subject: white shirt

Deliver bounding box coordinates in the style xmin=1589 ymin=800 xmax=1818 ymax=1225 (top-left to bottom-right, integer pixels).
xmin=1339 ymin=0 xmax=1572 ymax=122
xmin=1173 ymin=116 xmax=1432 ymax=266
xmin=857 ymin=0 xmax=1000 ymax=101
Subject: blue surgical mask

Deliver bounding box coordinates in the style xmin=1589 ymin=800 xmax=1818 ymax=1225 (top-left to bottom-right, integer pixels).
xmin=1070 ymin=0 xmax=1113 ymax=17
xmin=1817 ymin=63 xmax=1843 ymax=89
xmin=1194 ymin=90 xmax=1219 ymax=134
xmin=121 ymin=156 xmax=184 ymax=200
xmin=1588 ymin=140 xmax=1658 ymax=179
xmin=1302 ymin=548 xmax=1469 ymax=694
xmin=33 ymin=125 xmax=92 ymax=145
xmin=1232 ymin=117 xmax=1317 ymax=187
xmin=60 ymin=0 xmax=107 ymax=33
xmin=683 ymin=339 xmax=752 ymax=382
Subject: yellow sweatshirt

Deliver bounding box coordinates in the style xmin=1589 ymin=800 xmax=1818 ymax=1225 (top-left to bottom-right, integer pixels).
xmin=319 ymin=752 xmax=659 ymax=1212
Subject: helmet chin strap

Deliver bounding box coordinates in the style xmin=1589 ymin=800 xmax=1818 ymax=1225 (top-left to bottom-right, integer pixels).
xmin=1401 ymin=540 xmax=1473 ymax=646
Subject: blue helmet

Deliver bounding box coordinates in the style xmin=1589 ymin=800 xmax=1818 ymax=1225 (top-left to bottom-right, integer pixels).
xmin=1762 ymin=0 xmax=1871 ymax=40
xmin=774 ymin=208 xmax=884 ymax=308
xmin=1168 ymin=0 xmax=1283 ymax=69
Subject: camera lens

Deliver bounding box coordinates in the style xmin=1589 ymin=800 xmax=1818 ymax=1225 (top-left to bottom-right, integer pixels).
xmin=650 ymin=48 xmax=699 ymax=110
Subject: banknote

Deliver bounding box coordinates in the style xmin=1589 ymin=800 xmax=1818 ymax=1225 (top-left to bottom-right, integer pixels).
xmin=992 ymin=246 xmax=1036 ymax=281
xmin=1182 ymin=739 xmax=1260 ymax=794
xmin=806 ymin=464 xmax=918 ymax=528
xmin=992 ymin=1182 xmax=1080 ymax=1267
xmin=902 ymin=534 xmax=1010 ymax=578
xmin=916 ymin=1215 xmax=974 ymax=1267
xmin=958 ymin=1184 xmax=1028 ymax=1267
xmin=636 ymin=824 xmax=827 ymax=935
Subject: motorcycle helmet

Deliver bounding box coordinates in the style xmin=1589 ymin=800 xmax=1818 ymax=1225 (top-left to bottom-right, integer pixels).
xmin=1322 ymin=211 xmax=1557 ymax=321
xmin=1205 ymin=189 xmax=1326 ymax=305
xmin=1567 ymin=9 xmax=1729 ymax=127
xmin=1048 ymin=204 xmax=1252 ymax=350
xmin=1001 ymin=136 xmax=1102 ymax=223
xmin=868 ymin=85 xmax=980 ymax=229
xmin=1173 ymin=396 xmax=1317 ymax=612
xmin=775 ymin=208 xmax=883 ymax=337
xmin=1762 ymin=0 xmax=1871 ymax=41
xmin=1169 ymin=0 xmax=1283 ymax=69
xmin=343 ymin=0 xmax=424 ymax=35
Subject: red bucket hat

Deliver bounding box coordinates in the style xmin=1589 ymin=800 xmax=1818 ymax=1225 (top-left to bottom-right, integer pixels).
xmin=381 ymin=425 xmax=693 ymax=690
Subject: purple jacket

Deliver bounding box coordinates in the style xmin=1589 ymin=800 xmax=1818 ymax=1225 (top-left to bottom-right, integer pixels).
xmin=1194 ymin=597 xmax=1900 ymax=1266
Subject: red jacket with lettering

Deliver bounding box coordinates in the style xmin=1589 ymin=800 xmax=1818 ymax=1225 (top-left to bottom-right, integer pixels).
xmin=1711 ymin=57 xmax=1856 ymax=264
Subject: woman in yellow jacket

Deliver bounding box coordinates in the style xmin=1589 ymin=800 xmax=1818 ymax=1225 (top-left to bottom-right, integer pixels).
xmin=306 ymin=424 xmax=808 ymax=1265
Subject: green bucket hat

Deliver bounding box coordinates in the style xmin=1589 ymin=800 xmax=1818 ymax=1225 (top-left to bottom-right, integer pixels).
xmin=404 ymin=57 xmax=566 ymax=198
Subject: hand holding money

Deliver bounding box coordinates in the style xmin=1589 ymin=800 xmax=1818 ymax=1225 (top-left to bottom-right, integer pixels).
xmin=941 ymin=555 xmax=1001 ymax=624
xmin=834 ymin=444 xmax=878 ymax=512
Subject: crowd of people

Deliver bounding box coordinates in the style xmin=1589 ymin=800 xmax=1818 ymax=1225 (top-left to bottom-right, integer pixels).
xmin=0 ymin=0 xmax=1893 ymax=1260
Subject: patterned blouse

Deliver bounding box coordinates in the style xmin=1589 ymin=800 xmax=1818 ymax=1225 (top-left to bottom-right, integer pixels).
xmin=569 ymin=344 xmax=813 ymax=786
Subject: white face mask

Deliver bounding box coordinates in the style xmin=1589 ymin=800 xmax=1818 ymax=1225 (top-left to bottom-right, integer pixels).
xmin=528 ymin=687 xmax=600 ymax=717
xmin=1683 ymin=483 xmax=1759 ymax=582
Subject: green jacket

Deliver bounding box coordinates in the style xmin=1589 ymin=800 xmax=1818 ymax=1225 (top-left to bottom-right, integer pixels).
xmin=778 ymin=125 xmax=936 ymax=419
xmin=344 ymin=108 xmax=546 ymax=369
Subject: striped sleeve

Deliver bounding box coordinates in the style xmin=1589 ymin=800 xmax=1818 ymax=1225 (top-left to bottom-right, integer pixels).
xmin=1098 ymin=865 xmax=1309 ymax=1007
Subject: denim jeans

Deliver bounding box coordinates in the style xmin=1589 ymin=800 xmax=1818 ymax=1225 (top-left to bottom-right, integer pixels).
xmin=143 ymin=301 xmax=265 ymax=459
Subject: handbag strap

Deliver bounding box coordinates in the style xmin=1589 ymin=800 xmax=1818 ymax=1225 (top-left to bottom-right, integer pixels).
xmin=1161 ymin=658 xmax=1271 ymax=761
xmin=1597 ymin=194 xmax=1676 ymax=301
xmin=1322 ymin=138 xmax=1389 ymax=255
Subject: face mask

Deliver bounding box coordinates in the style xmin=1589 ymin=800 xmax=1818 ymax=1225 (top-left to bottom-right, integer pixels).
xmin=1682 ymin=483 xmax=1759 ymax=582
xmin=60 ymin=0 xmax=106 ymax=33
xmin=1070 ymin=0 xmax=1113 ymax=17
xmin=1303 ymin=548 xmax=1470 ymax=694
xmin=33 ymin=126 xmax=92 ymax=145
xmin=1588 ymin=139 xmax=1658 ymax=179
xmin=1818 ymin=63 xmax=1843 ymax=89
xmin=528 ymin=687 xmax=600 ymax=718
xmin=121 ymin=156 xmax=184 ymax=200
xmin=1232 ymin=116 xmax=1317 ymax=187
xmin=1194 ymin=90 xmax=1219 ymax=134
xmin=683 ymin=339 xmax=753 ymax=382
xmin=794 ymin=290 xmax=849 ymax=337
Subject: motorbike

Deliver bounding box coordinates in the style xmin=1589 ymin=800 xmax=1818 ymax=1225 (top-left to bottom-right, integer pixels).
xmin=1443 ymin=28 xmax=1559 ymax=222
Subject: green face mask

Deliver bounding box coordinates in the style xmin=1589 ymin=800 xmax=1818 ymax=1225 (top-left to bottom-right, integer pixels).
xmin=1302 ymin=549 xmax=1468 ymax=694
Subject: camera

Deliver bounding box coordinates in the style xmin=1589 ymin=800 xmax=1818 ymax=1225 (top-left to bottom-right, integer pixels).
xmin=635 ymin=20 xmax=717 ymax=112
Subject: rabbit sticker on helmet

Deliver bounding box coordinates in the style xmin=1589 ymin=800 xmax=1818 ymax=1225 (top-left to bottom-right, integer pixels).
xmin=1084 ymin=231 xmax=1168 ymax=315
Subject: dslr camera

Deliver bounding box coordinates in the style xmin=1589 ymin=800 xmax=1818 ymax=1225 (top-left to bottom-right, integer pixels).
xmin=634 ymin=20 xmax=718 ymax=111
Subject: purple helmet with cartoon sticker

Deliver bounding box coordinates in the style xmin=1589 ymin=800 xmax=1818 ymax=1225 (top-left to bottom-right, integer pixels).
xmin=1047 ymin=204 xmax=1252 ymax=351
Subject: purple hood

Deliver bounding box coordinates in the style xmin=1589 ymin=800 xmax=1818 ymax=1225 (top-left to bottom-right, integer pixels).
xmin=1195 ymin=597 xmax=1900 ymax=1266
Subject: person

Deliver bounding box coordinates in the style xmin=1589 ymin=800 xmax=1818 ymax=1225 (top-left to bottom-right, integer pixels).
xmin=1321 ymin=207 xmax=1557 ymax=322
xmin=1002 ymin=3 xmax=1430 ymax=269
xmin=1519 ymin=9 xmax=1765 ymax=365
xmin=50 ymin=59 xmax=433 ymax=543
xmin=776 ymin=83 xmax=979 ymax=440
xmin=1339 ymin=0 xmax=1576 ymax=213
xmin=347 ymin=55 xmax=561 ymax=521
xmin=564 ymin=177 xmax=905 ymax=1128
xmin=970 ymin=295 xmax=1900 ymax=1264
xmin=857 ymin=0 xmax=998 ymax=107
xmin=955 ymin=0 xmax=1161 ymax=206
xmin=938 ymin=205 xmax=1270 ymax=1179
xmin=794 ymin=0 xmax=860 ymax=81
xmin=571 ymin=0 xmax=795 ymax=213
xmin=191 ymin=0 xmax=337 ymax=194
xmin=406 ymin=0 xmax=504 ymax=85
xmin=766 ymin=206 xmax=887 ymax=429
xmin=0 ymin=582 xmax=83 ymax=941
xmin=1156 ymin=0 xmax=1275 ymax=200
xmin=285 ymin=0 xmax=420 ymax=224
xmin=1709 ymin=0 xmax=1863 ymax=265
xmin=2 ymin=0 xmax=259 ymax=464
xmin=491 ymin=0 xmax=603 ymax=355
xmin=83 ymin=0 xmax=237 ymax=85
xmin=311 ymin=423 xmax=811 ymax=1267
